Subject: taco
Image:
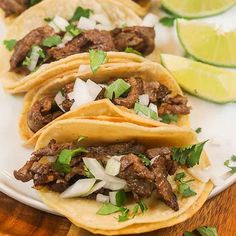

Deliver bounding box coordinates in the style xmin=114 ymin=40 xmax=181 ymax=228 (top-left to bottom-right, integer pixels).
xmin=14 ymin=119 xmax=212 ymax=235
xmin=19 ymin=58 xmax=191 ymax=147
xmin=0 ymin=0 xmax=158 ymax=93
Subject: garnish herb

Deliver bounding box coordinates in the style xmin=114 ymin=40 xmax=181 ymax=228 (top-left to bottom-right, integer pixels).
xmin=116 ymin=190 xmax=126 ymax=207
xmin=44 ymin=17 xmax=53 ymax=22
xmin=84 ymin=165 xmax=94 ymax=178
xmin=160 ymin=114 xmax=178 ymax=124
xmin=97 ymin=203 xmax=121 ymax=215
xmin=42 ymin=35 xmax=62 ymax=47
xmin=22 ymin=57 xmax=31 ymax=67
xmin=3 ymin=39 xmax=17 ymax=51
xmin=134 ymin=102 xmax=158 ymax=120
xmin=70 ymin=6 xmax=93 ymax=22
xmin=77 ymin=136 xmax=87 ymax=143
xmin=118 ymin=208 xmax=129 ymax=222
xmin=224 ymin=155 xmax=236 ymax=173
xmin=124 ymin=47 xmax=142 ymax=56
xmin=89 ymin=49 xmax=107 ymax=73
xmin=136 ymin=153 xmax=151 ymax=166
xmin=159 ymin=16 xmax=177 ymax=27
xmin=29 ymin=0 xmax=42 ymax=6
xmin=66 ymin=24 xmax=81 ymax=37
xmin=172 ymin=141 xmax=208 ymax=167
xmin=184 ymin=226 xmax=218 ymax=236
xmin=104 ymin=78 xmax=131 ymax=99
xmin=53 ymin=147 xmax=87 ymax=173
xmin=195 ymin=127 xmax=202 ymax=134
xmin=175 ymin=172 xmax=186 ymax=181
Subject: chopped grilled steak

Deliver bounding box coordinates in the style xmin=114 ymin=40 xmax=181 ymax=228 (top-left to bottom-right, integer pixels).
xmin=113 ymin=77 xmax=143 ymax=108
xmin=151 ymin=156 xmax=179 ymax=211
xmin=60 ymin=82 xmax=75 ymax=112
xmin=0 ymin=0 xmax=28 ymax=17
xmin=14 ymin=160 xmax=35 ymax=182
xmin=119 ymin=154 xmax=155 ymax=201
xmin=111 ymin=26 xmax=155 ymax=55
xmin=158 ymin=95 xmax=191 ymax=115
xmin=10 ymin=26 xmax=54 ymax=73
xmin=27 ymin=96 xmax=63 ymax=132
xmin=47 ymin=30 xmax=116 ymax=60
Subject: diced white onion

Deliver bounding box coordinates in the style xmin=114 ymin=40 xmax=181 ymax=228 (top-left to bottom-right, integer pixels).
xmin=96 ymin=194 xmax=110 ymax=203
xmin=82 ymin=180 xmax=106 ymax=197
xmin=54 ymin=91 xmax=66 ymax=112
xmin=149 ymin=103 xmax=158 ymax=114
xmin=111 ymin=155 xmax=125 ymax=162
xmin=78 ymin=65 xmax=91 ymax=73
xmin=60 ymin=178 xmax=96 ymax=198
xmin=67 ymin=92 xmax=74 ymax=101
xmin=71 ymin=78 xmax=93 ymax=109
xmin=150 ymin=155 xmax=160 ymax=165
xmin=141 ymin=13 xmax=158 ymax=27
xmin=91 ymin=14 xmax=111 ymax=27
xmin=86 ymin=79 xmax=103 ymax=100
xmin=77 ymin=17 xmax=96 ymax=30
xmin=57 ymin=32 xmax=74 ymax=48
xmin=53 ymin=16 xmax=70 ymax=32
xmin=83 ymin=158 xmax=127 ymax=190
xmin=28 ymin=46 xmax=41 ymax=72
xmin=49 ymin=21 xmax=60 ymax=33
xmin=139 ymin=94 xmax=149 ymax=106
xmin=47 ymin=156 xmax=57 ymax=163
xmin=188 ymin=166 xmax=212 ymax=183
xmin=109 ymin=191 xmax=117 ymax=205
xmin=105 ymin=158 xmax=121 ymax=176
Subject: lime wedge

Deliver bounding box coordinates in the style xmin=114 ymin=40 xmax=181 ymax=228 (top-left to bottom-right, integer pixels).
xmin=161 ymin=0 xmax=236 ymax=18
xmin=161 ymin=54 xmax=236 ymax=103
xmin=177 ymin=19 xmax=236 ymax=68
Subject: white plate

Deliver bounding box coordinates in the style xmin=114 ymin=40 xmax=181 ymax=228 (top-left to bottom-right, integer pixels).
xmin=0 ymin=4 xmax=235 ymax=214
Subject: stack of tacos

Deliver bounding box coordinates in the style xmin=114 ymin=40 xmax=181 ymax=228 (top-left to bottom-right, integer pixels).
xmin=0 ymin=0 xmax=213 ymax=235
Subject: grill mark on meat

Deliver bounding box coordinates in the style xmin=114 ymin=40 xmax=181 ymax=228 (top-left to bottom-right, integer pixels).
xmin=111 ymin=26 xmax=155 ymax=55
xmin=10 ymin=26 xmax=54 ymax=73
xmin=113 ymin=77 xmax=143 ymax=108
xmin=0 ymin=0 xmax=28 ymax=17
xmin=27 ymin=96 xmax=63 ymax=133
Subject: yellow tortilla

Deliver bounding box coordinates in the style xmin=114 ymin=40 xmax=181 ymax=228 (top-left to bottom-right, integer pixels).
xmin=35 ymin=118 xmax=212 ymax=235
xmin=19 ymin=59 xmax=189 ymax=147
xmin=0 ymin=0 xmax=145 ymax=93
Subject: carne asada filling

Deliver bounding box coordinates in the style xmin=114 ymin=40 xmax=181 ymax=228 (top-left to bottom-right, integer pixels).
xmin=0 ymin=0 xmax=42 ymax=17
xmin=9 ymin=25 xmax=154 ymax=75
xmin=14 ymin=139 xmax=180 ymax=211
xmin=27 ymin=77 xmax=190 ymax=133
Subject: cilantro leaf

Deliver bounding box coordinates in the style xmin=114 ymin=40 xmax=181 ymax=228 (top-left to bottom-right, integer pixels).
xmin=160 ymin=114 xmax=178 ymax=124
xmin=197 ymin=226 xmax=218 ymax=236
xmin=136 ymin=153 xmax=151 ymax=166
xmin=183 ymin=232 xmax=194 ymax=236
xmin=118 ymin=208 xmax=129 ymax=222
xmin=179 ymin=183 xmax=197 ymax=198
xmin=159 ymin=16 xmax=176 ymax=27
xmin=124 ymin=47 xmax=143 ymax=56
xmin=175 ymin=172 xmax=186 ymax=181
xmin=3 ymin=39 xmax=17 ymax=51
xmin=44 ymin=17 xmax=53 ymax=22
xmin=42 ymin=35 xmax=62 ymax=47
xmin=29 ymin=0 xmax=42 ymax=6
xmin=116 ymin=190 xmax=126 ymax=207
xmin=89 ymin=49 xmax=107 ymax=73
xmin=195 ymin=128 xmax=202 ymax=134
xmin=97 ymin=203 xmax=121 ymax=215
xmin=224 ymin=155 xmax=236 ymax=173
xmin=70 ymin=6 xmax=93 ymax=22
xmin=66 ymin=24 xmax=81 ymax=37
xmin=138 ymin=200 xmax=148 ymax=212
xmin=172 ymin=141 xmax=208 ymax=167
xmin=22 ymin=56 xmax=31 ymax=67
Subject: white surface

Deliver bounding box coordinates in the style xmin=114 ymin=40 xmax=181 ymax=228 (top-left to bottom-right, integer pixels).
xmin=0 ymin=5 xmax=236 ymax=214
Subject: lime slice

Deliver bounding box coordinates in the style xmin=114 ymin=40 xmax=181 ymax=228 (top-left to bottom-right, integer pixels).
xmin=177 ymin=19 xmax=236 ymax=68
xmin=161 ymin=54 xmax=236 ymax=103
xmin=161 ymin=0 xmax=236 ymax=18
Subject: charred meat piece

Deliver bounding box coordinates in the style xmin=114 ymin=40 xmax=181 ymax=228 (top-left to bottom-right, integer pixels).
xmin=111 ymin=26 xmax=155 ymax=55
xmin=119 ymin=154 xmax=155 ymax=201
xmin=60 ymin=82 xmax=75 ymax=112
xmin=113 ymin=77 xmax=143 ymax=109
xmin=47 ymin=30 xmax=116 ymax=60
xmin=151 ymin=156 xmax=179 ymax=211
xmin=0 ymin=0 xmax=28 ymax=17
xmin=10 ymin=25 xmax=55 ymax=73
xmin=27 ymin=96 xmax=63 ymax=133
xmin=158 ymin=95 xmax=190 ymax=115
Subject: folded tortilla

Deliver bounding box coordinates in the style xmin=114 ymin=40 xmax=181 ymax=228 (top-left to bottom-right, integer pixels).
xmin=34 ymin=118 xmax=212 ymax=235
xmin=0 ymin=0 xmax=159 ymax=93
xmin=19 ymin=57 xmax=190 ymax=147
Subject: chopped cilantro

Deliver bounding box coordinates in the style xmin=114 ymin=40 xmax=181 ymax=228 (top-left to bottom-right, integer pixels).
xmin=42 ymin=35 xmax=62 ymax=47
xmin=175 ymin=172 xmax=186 ymax=181
xmin=183 ymin=232 xmax=194 ymax=236
xmin=172 ymin=141 xmax=208 ymax=167
xmin=134 ymin=102 xmax=158 ymax=120
xmin=70 ymin=6 xmax=93 ymax=22
xmin=159 ymin=16 xmax=176 ymax=27
xmin=184 ymin=226 xmax=218 ymax=236
xmin=116 ymin=190 xmax=126 ymax=207
xmin=224 ymin=155 xmax=236 ymax=173
xmin=97 ymin=203 xmax=122 ymax=215
xmin=44 ymin=17 xmax=53 ymax=22
xmin=160 ymin=114 xmax=178 ymax=124
xmin=179 ymin=183 xmax=197 ymax=197
xmin=3 ymin=39 xmax=17 ymax=51
xmin=124 ymin=47 xmax=143 ymax=56
xmin=118 ymin=208 xmax=129 ymax=222
xmin=136 ymin=153 xmax=151 ymax=166
xmin=89 ymin=49 xmax=107 ymax=73
xmin=29 ymin=0 xmax=42 ymax=6
xmin=22 ymin=56 xmax=31 ymax=67
xmin=195 ymin=128 xmax=202 ymax=134
xmin=66 ymin=24 xmax=81 ymax=37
